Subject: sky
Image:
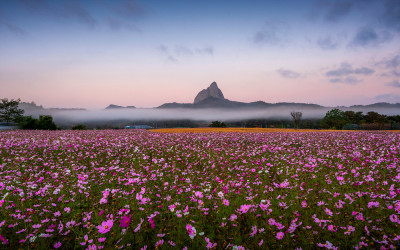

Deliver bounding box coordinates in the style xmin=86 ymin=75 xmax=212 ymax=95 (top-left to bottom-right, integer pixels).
xmin=0 ymin=0 xmax=400 ymax=109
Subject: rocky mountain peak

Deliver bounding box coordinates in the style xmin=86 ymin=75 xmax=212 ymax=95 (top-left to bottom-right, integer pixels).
xmin=194 ymin=82 xmax=225 ymax=104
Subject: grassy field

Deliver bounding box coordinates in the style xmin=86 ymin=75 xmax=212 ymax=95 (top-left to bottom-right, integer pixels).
xmin=0 ymin=129 xmax=399 ymax=249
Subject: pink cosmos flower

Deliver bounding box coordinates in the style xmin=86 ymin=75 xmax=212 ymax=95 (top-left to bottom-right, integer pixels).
xmin=223 ymin=199 xmax=229 ymax=206
xmin=301 ymin=200 xmax=307 ymax=208
xmin=356 ymin=213 xmax=364 ymax=221
xmin=186 ymin=224 xmax=196 ymax=238
xmin=98 ymin=237 xmax=106 ymax=242
xmin=390 ymin=214 xmax=399 ymax=223
xmin=80 ymin=234 xmax=93 ymax=246
xmin=0 ymin=234 xmax=9 ymax=244
xmin=120 ymin=214 xmax=131 ymax=228
xmin=328 ymin=225 xmax=337 ymax=232
xmin=155 ymin=239 xmax=164 ymax=248
xmin=54 ymin=242 xmax=62 ymax=248
xmin=97 ymin=219 xmax=113 ymax=234
xmin=276 ymin=232 xmax=284 ymax=240
xmin=238 ymin=204 xmax=251 ymax=214
xmin=325 ymin=208 xmax=333 ymax=216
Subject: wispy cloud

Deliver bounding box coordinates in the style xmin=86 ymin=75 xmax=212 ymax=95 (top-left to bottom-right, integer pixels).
xmin=4 ymin=22 xmax=27 ymax=37
xmin=348 ymin=27 xmax=393 ymax=47
xmin=324 ymin=0 xmax=353 ymax=22
xmin=326 ymin=62 xmax=374 ymax=77
xmin=381 ymin=0 xmax=400 ymax=32
xmin=376 ymin=53 xmax=400 ymax=77
xmin=276 ymin=69 xmax=301 ymax=79
xmin=317 ymin=36 xmax=339 ymax=50
xmin=374 ymin=93 xmax=400 ymax=103
xmin=330 ymin=76 xmax=362 ymax=85
xmin=158 ymin=44 xmax=214 ymax=62
xmin=385 ymin=80 xmax=400 ymax=88
xmin=252 ymin=20 xmax=289 ymax=46
xmin=20 ymin=0 xmax=97 ymax=28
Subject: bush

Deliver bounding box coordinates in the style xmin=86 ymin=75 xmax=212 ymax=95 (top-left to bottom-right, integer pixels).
xmin=209 ymin=121 xmax=226 ymax=128
xmin=72 ymin=124 xmax=87 ymax=130
xmin=20 ymin=115 xmax=57 ymax=130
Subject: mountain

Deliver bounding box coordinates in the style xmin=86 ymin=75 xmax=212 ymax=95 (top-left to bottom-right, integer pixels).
xmin=105 ymin=104 xmax=136 ymax=110
xmin=194 ymin=82 xmax=225 ymax=103
xmin=158 ymin=82 xmax=324 ymax=109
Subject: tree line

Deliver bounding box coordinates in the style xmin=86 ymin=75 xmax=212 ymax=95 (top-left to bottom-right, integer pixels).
xmin=0 ymin=98 xmax=57 ymax=130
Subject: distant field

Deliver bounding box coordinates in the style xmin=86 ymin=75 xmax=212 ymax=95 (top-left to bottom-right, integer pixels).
xmin=150 ymin=127 xmax=400 ymax=133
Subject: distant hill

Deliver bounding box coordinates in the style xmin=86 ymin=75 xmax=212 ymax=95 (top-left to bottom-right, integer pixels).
xmin=105 ymin=104 xmax=136 ymax=110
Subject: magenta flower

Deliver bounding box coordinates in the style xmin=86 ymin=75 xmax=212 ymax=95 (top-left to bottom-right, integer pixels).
xmin=98 ymin=237 xmax=106 ymax=243
xmin=238 ymin=204 xmax=251 ymax=214
xmin=54 ymin=242 xmax=62 ymax=248
xmin=223 ymin=199 xmax=229 ymax=206
xmin=97 ymin=219 xmax=113 ymax=234
xmin=0 ymin=234 xmax=9 ymax=244
xmin=276 ymin=232 xmax=284 ymax=240
xmin=186 ymin=224 xmax=196 ymax=239
xmin=155 ymin=239 xmax=164 ymax=248
xmin=325 ymin=208 xmax=333 ymax=216
xmin=80 ymin=234 xmax=93 ymax=246
xmin=120 ymin=214 xmax=131 ymax=228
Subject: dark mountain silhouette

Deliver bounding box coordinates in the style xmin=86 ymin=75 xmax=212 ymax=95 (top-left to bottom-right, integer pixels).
xmin=105 ymin=104 xmax=136 ymax=110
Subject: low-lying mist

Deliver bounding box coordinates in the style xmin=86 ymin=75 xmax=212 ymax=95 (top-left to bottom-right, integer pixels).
xmin=24 ymin=107 xmax=399 ymax=124
xmin=26 ymin=108 xmax=325 ymax=122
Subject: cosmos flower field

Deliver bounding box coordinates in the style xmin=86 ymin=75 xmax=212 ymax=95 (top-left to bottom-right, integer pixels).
xmin=0 ymin=130 xmax=399 ymax=249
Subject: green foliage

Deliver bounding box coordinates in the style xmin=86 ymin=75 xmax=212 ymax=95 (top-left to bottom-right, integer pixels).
xmin=321 ymin=109 xmax=349 ymax=129
xmin=20 ymin=115 xmax=57 ymax=130
xmin=0 ymin=98 xmax=24 ymax=124
xmin=72 ymin=124 xmax=87 ymax=130
xmin=20 ymin=116 xmax=39 ymax=129
xmin=209 ymin=121 xmax=226 ymax=128
xmin=38 ymin=115 xmax=57 ymax=130
xmin=364 ymin=111 xmax=386 ymax=124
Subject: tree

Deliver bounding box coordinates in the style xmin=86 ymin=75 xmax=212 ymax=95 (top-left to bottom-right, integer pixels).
xmin=209 ymin=121 xmax=226 ymax=128
xmin=0 ymin=98 xmax=24 ymax=125
xmin=321 ymin=109 xmax=349 ymax=129
xmin=290 ymin=111 xmax=302 ymax=129
xmin=38 ymin=115 xmax=57 ymax=130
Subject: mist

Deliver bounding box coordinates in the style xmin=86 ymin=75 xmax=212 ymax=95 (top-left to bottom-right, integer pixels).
xmin=24 ymin=107 xmax=331 ymax=123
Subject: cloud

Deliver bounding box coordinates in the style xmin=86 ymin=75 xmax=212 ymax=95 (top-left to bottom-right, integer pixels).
xmin=112 ymin=0 xmax=145 ymax=19
xmin=174 ymin=46 xmax=193 ymax=56
xmin=158 ymin=44 xmax=214 ymax=62
xmin=326 ymin=62 xmax=375 ymax=77
xmin=382 ymin=0 xmax=400 ymax=32
xmin=4 ymin=22 xmax=27 ymax=37
xmin=374 ymin=93 xmax=400 ymax=102
xmin=196 ymin=46 xmax=214 ymax=55
xmin=317 ymin=36 xmax=339 ymax=50
xmin=20 ymin=0 xmax=97 ymax=28
xmin=349 ymin=27 xmax=393 ymax=47
xmin=378 ymin=54 xmax=400 ymax=69
xmin=277 ymin=69 xmax=301 ymax=79
xmin=324 ymin=1 xmax=353 ymax=22
xmin=329 ymin=76 xmax=362 ymax=85
xmin=252 ymin=21 xmax=289 ymax=46
xmin=385 ymin=80 xmax=400 ymax=88
xmin=106 ymin=16 xmax=139 ymax=31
